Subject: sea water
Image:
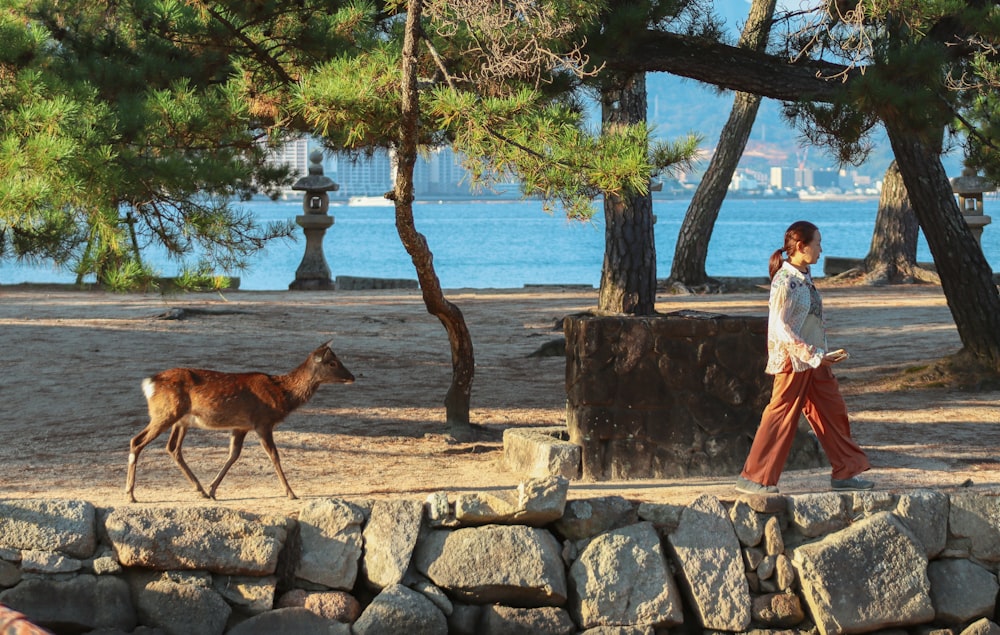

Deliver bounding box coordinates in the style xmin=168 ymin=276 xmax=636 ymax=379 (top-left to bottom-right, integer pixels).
xmin=2 ymin=197 xmax=997 ymax=290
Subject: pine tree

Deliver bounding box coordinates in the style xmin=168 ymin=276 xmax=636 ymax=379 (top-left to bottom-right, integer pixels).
xmin=1 ymin=1 xmax=294 ymax=290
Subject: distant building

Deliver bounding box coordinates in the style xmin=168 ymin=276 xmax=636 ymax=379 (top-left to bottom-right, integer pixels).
xmin=264 ymin=136 xmax=311 ymax=182
xmin=812 ymin=169 xmax=840 ymax=190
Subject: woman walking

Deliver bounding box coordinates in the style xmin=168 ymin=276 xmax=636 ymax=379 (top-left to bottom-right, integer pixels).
xmin=736 ymin=220 xmax=873 ymax=495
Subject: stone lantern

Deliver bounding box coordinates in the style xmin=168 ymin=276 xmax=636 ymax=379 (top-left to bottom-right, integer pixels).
xmin=289 ymin=150 xmax=339 ymax=290
xmin=950 ymin=166 xmax=994 ymax=248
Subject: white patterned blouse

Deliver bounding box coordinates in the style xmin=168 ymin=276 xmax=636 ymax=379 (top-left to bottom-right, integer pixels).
xmin=765 ymin=261 xmax=828 ymax=374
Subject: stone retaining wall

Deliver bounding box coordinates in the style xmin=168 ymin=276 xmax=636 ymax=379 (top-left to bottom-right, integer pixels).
xmin=1 ymin=480 xmax=999 ymax=635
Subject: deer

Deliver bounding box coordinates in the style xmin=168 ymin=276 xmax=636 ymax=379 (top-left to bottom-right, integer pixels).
xmin=125 ymin=341 xmax=354 ymax=503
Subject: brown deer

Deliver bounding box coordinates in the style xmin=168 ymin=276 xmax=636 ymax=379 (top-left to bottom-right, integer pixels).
xmin=125 ymin=341 xmax=354 ymax=503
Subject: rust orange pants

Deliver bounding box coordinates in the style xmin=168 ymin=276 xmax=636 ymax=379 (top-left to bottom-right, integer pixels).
xmin=741 ymin=363 xmax=870 ymax=487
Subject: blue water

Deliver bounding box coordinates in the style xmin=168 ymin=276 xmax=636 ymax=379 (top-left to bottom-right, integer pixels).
xmin=2 ymin=197 xmax=997 ymax=289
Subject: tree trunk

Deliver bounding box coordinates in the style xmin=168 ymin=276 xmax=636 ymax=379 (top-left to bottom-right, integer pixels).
xmin=884 ymin=121 xmax=1000 ymax=371
xmin=598 ymin=72 xmax=656 ymax=316
xmin=396 ymin=0 xmax=475 ymax=427
xmin=669 ymin=0 xmax=776 ymax=291
xmin=858 ymin=160 xmax=938 ymax=285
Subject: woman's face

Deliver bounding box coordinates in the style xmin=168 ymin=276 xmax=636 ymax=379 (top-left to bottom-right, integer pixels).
xmin=796 ymin=230 xmax=823 ymax=265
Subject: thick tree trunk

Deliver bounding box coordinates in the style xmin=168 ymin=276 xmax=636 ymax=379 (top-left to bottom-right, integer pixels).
xmin=859 ymin=160 xmax=939 ymax=285
xmin=884 ymin=121 xmax=1000 ymax=371
xmin=669 ymin=0 xmax=776 ymax=291
xmin=598 ymin=73 xmax=656 ymax=316
xmin=396 ymin=0 xmax=474 ymax=427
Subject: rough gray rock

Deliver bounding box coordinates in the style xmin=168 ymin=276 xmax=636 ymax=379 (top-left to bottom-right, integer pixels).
xmin=895 ymin=490 xmax=949 ymax=558
xmin=105 ymin=506 xmax=289 ymax=575
xmin=0 ymin=560 xmax=21 ymax=587
xmin=414 ymin=524 xmax=567 ymax=607
xmin=502 ymin=426 xmax=581 ymax=480
xmin=0 ymin=499 xmax=96 ymax=558
xmin=792 ymin=511 xmax=934 ymax=635
xmin=212 ymin=575 xmax=276 ymax=616
xmin=730 ymin=499 xmax=765 ymax=547
xmin=479 ymin=605 xmax=576 ymax=635
xmin=667 ymin=494 xmax=751 ymax=631
xmin=136 ymin=578 xmax=231 ymax=635
xmin=0 ymin=574 xmax=135 ymax=632
xmin=454 ymin=477 xmax=568 ymax=526
xmin=296 ymin=499 xmax=365 ymax=589
xmin=948 ymin=493 xmax=1000 ymax=563
xmin=786 ymin=493 xmax=851 ymax=538
xmin=352 ymin=583 xmax=447 ymax=635
xmin=751 ymin=592 xmax=806 ymax=628
xmin=927 ymin=558 xmax=999 ymax=625
xmin=19 ymin=549 xmax=81 ymax=574
xmin=551 ymin=496 xmax=638 ymax=542
xmin=961 ymin=619 xmax=1000 ymax=635
xmin=226 ymin=607 xmax=350 ymax=635
xmin=569 ymin=522 xmax=683 ymax=629
xmin=362 ymin=499 xmax=424 ymax=589
xmin=579 ymin=628 xmax=655 ymax=635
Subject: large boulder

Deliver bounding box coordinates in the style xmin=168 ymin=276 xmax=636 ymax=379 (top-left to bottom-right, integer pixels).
xmin=927 ymin=558 xmax=999 ymax=625
xmin=948 ymin=493 xmax=1000 ymax=563
xmin=569 ymin=522 xmax=683 ymax=630
xmin=362 ymin=499 xmax=424 ymax=589
xmin=414 ymin=524 xmax=566 ymax=607
xmin=226 ymin=607 xmax=350 ymax=635
xmin=0 ymin=574 xmax=135 ymax=632
xmin=105 ymin=506 xmax=290 ymax=575
xmin=0 ymin=499 xmax=96 ymax=558
xmin=792 ymin=511 xmax=934 ymax=635
xmin=352 ymin=584 xmax=447 ymax=635
xmin=296 ymin=499 xmax=365 ymax=589
xmin=135 ymin=577 xmax=231 ymax=635
xmin=667 ymin=495 xmax=751 ymax=631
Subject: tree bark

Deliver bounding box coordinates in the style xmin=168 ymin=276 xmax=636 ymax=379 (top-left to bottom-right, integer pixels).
xmin=669 ymin=0 xmax=776 ymax=290
xmin=396 ymin=0 xmax=475 ymax=426
xmin=883 ymin=121 xmax=1000 ymax=370
xmin=598 ymin=72 xmax=657 ymax=316
xmin=858 ymin=160 xmax=939 ymax=285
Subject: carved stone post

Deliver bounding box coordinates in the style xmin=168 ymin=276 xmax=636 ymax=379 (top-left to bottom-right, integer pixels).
xmin=289 ymin=150 xmax=339 ymax=290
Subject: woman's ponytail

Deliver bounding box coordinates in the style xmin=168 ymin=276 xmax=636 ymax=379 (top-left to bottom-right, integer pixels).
xmin=768 ymin=248 xmax=785 ymax=280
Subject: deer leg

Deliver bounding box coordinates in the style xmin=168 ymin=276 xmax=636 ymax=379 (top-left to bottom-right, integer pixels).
xmin=256 ymin=427 xmax=297 ymax=500
xmin=207 ymin=430 xmax=248 ymax=500
xmin=166 ymin=424 xmax=210 ymax=499
xmin=125 ymin=420 xmax=173 ymax=503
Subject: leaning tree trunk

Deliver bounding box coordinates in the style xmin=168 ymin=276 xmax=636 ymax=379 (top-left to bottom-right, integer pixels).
xmin=396 ymin=0 xmax=475 ymax=427
xmin=884 ymin=120 xmax=1000 ymax=371
xmin=669 ymin=0 xmax=776 ymax=291
xmin=598 ymin=72 xmax=656 ymax=316
xmin=860 ymin=160 xmax=938 ymax=285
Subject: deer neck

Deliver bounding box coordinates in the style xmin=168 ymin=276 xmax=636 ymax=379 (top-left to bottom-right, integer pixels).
xmin=277 ymin=365 xmax=320 ymax=408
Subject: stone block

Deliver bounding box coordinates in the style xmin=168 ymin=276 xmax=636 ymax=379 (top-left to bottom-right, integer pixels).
xmin=413 ymin=525 xmax=566 ymax=607
xmin=0 ymin=499 xmax=96 ymax=558
xmin=503 ymin=426 xmax=581 ymax=480
xmin=792 ymin=511 xmax=934 ymax=635
xmin=105 ymin=506 xmax=290 ymax=576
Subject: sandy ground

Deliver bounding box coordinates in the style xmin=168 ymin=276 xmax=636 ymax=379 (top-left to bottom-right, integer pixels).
xmin=1 ymin=282 xmax=998 ymax=515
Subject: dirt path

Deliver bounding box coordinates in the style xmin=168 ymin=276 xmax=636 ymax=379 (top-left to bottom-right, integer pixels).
xmin=1 ymin=283 xmax=997 ymax=515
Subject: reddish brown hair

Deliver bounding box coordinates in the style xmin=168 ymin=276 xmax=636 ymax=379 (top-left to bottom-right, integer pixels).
xmin=769 ymin=220 xmax=818 ymax=280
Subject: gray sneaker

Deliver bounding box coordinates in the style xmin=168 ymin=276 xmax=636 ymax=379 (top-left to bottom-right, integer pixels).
xmin=735 ymin=476 xmax=779 ymax=495
xmin=831 ymin=476 xmax=875 ymax=491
